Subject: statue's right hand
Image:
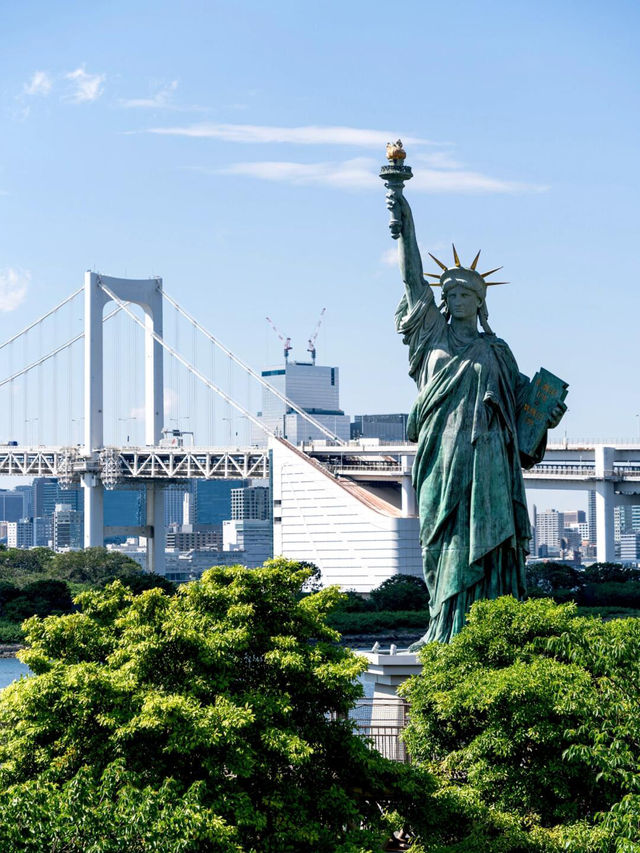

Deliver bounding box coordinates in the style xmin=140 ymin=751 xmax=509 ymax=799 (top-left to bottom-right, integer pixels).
xmin=385 ymin=189 xmax=400 ymax=212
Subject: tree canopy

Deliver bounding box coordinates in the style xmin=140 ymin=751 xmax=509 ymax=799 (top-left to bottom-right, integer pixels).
xmin=401 ymin=596 xmax=640 ymax=851
xmin=0 ymin=558 xmax=422 ymax=852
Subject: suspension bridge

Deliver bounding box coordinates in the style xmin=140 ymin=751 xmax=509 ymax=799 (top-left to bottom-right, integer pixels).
xmin=0 ymin=271 xmax=638 ymax=575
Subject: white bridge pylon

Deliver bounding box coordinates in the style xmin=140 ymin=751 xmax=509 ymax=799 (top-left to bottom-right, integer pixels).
xmin=84 ymin=272 xmax=165 ymax=572
xmin=81 ymin=270 xmax=347 ymax=573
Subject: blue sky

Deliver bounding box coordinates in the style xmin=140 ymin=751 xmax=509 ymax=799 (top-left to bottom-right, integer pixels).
xmin=1 ymin=0 xmax=639 ymax=484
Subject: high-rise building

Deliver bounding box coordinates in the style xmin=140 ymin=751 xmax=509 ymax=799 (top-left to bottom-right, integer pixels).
xmin=0 ymin=490 xmax=25 ymax=523
xmin=223 ymin=519 xmax=273 ymax=568
xmin=14 ymin=485 xmax=33 ymax=518
xmin=351 ymin=414 xmax=408 ymax=442
xmin=104 ymin=488 xmax=146 ymax=528
xmin=231 ymin=486 xmax=270 ymax=521
xmin=253 ymin=361 xmax=351 ymax=445
xmin=32 ymin=478 xmax=58 ymax=518
xmin=614 ymin=506 xmax=634 ymax=542
xmin=33 ymin=516 xmax=52 ymax=547
xmin=166 ymin=524 xmax=223 ymax=552
xmin=193 ymin=480 xmax=246 ymax=526
xmin=52 ymin=504 xmax=83 ymax=550
xmin=7 ymin=520 xmax=33 ymax=548
xmin=587 ymin=490 xmax=596 ymax=545
xmin=164 ymin=485 xmax=188 ymax=526
xmin=32 ymin=478 xmax=83 ymax=517
xmin=535 ymin=509 xmax=564 ymax=554
xmin=563 ymin=510 xmax=586 ymax=526
xmin=620 ymin=533 xmax=640 ymax=563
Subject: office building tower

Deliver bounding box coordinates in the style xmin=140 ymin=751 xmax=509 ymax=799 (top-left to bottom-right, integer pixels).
xmin=231 ymin=486 xmax=270 ymax=521
xmin=14 ymin=485 xmax=33 ymax=518
xmin=52 ymin=504 xmax=83 ymax=550
xmin=7 ymin=520 xmax=33 ymax=549
xmin=563 ymin=510 xmax=586 ymax=526
xmin=0 ymin=490 xmax=25 ymax=523
xmin=104 ymin=488 xmax=146 ymax=528
xmin=535 ymin=509 xmax=564 ymax=554
xmin=165 ymin=485 xmax=188 ymax=526
xmin=32 ymin=478 xmax=58 ymax=518
xmin=351 ymin=414 xmax=408 ymax=442
xmin=223 ymin=519 xmax=273 ymax=568
xmin=614 ymin=506 xmax=634 ymax=542
xmin=32 ymin=478 xmax=83 ymax=517
xmin=193 ymin=480 xmax=246 ymax=526
xmin=33 ymin=516 xmax=52 ymax=547
xmin=253 ymin=361 xmax=350 ymax=445
xmin=620 ymin=533 xmax=640 ymax=563
xmin=587 ymin=490 xmax=596 ymax=545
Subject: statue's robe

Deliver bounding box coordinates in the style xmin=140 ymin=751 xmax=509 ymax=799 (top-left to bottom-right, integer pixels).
xmin=396 ymin=290 xmax=544 ymax=644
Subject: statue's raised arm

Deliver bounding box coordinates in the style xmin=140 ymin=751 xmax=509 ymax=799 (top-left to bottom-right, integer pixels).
xmin=381 ymin=140 xmax=433 ymax=311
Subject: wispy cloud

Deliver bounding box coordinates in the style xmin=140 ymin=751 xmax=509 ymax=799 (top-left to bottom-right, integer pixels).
xmin=144 ymin=121 xmax=544 ymax=193
xmin=216 ymin=157 xmax=545 ymax=194
xmin=144 ymin=122 xmax=433 ymax=147
xmin=0 ymin=269 xmax=30 ymax=312
xmin=119 ymin=80 xmax=179 ymax=109
xmin=64 ymin=67 xmax=106 ymax=103
xmin=24 ymin=71 xmax=52 ymax=96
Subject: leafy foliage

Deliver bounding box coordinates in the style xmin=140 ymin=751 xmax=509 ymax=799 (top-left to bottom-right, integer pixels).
xmin=115 ymin=571 xmax=177 ymax=596
xmin=0 ymin=548 xmax=143 ymax=641
xmin=0 ymin=559 xmax=420 ymax=852
xmin=49 ymin=546 xmax=141 ymax=585
xmin=370 ymin=574 xmax=429 ymax=612
xmin=401 ymin=596 xmax=640 ymax=850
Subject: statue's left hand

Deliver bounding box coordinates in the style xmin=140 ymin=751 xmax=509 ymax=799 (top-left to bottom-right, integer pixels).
xmin=548 ymin=401 xmax=567 ymax=430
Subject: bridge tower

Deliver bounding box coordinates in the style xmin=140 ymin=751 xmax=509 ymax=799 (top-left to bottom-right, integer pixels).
xmin=83 ymin=272 xmax=165 ymax=573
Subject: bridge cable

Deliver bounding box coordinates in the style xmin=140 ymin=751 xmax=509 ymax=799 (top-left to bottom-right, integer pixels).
xmin=0 ymin=307 xmax=121 ymax=390
xmin=160 ymin=289 xmax=346 ymax=445
xmin=0 ymin=288 xmax=83 ymax=352
xmin=99 ymin=282 xmax=274 ymax=438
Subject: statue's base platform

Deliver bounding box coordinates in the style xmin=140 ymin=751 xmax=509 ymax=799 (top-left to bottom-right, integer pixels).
xmin=358 ymin=650 xmax=421 ymax=699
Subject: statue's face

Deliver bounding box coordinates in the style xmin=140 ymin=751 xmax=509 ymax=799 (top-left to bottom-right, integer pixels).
xmin=445 ymin=284 xmax=482 ymax=322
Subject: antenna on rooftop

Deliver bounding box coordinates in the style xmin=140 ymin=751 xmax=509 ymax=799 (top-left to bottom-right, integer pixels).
xmin=307 ymin=307 xmax=326 ymax=365
xmin=265 ymin=316 xmax=292 ymax=362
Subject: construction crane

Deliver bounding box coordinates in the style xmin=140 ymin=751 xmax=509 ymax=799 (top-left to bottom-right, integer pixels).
xmin=265 ymin=316 xmax=292 ymax=362
xmin=307 ymin=307 xmax=326 ymax=365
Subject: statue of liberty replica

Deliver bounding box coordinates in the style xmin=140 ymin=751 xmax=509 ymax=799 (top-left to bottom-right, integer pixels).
xmin=381 ymin=142 xmax=567 ymax=647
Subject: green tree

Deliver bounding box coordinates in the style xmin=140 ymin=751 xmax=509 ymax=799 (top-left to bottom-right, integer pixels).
xmin=0 ymin=559 xmax=422 ymax=852
xmin=581 ymin=562 xmax=640 ymax=585
xmin=50 ymin=546 xmax=141 ymax=585
xmin=370 ymin=574 xmax=429 ymax=612
xmin=115 ymin=571 xmax=177 ymax=596
xmin=0 ymin=547 xmax=54 ymax=583
xmin=525 ymin=560 xmax=583 ymax=596
xmin=400 ymin=596 xmax=640 ymax=851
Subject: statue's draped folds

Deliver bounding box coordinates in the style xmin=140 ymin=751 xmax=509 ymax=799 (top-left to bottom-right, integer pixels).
xmin=396 ymin=290 xmax=541 ymax=644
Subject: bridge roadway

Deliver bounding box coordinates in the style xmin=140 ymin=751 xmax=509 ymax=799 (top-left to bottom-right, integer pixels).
xmin=2 ymin=442 xmax=640 ymax=490
xmin=1 ymin=441 xmax=637 ymax=562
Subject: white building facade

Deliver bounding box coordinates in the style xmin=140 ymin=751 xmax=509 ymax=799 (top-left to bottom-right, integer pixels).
xmin=270 ymin=438 xmax=422 ymax=591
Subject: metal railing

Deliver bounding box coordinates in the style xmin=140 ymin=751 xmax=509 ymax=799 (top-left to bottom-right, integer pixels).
xmin=349 ymin=697 xmax=410 ymax=763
